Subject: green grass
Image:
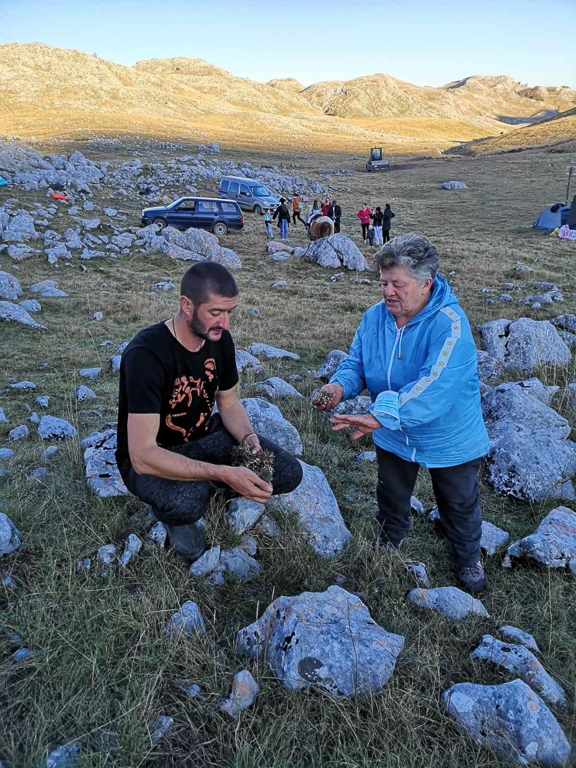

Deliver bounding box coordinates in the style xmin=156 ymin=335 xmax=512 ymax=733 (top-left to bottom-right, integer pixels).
xmin=1 ymin=142 xmax=575 ymax=766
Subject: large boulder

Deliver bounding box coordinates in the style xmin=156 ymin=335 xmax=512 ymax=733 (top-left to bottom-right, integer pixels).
xmin=482 ymin=384 xmax=576 ymax=502
xmin=477 ymin=318 xmax=571 ymax=374
xmin=236 ymin=586 xmax=404 ymax=697
xmin=38 ymin=416 xmax=77 ymax=440
xmin=442 ymin=680 xmax=572 ymax=767
xmin=161 ymin=226 xmax=242 ymax=268
xmin=240 ymin=398 xmax=302 ymax=455
xmin=0 ymin=271 xmax=22 ymax=301
xmin=503 ymin=506 xmax=576 ymax=574
xmin=315 ymin=349 xmax=348 ymax=380
xmin=267 ymin=460 xmax=351 ymax=556
xmin=305 ymin=234 xmax=368 ymax=271
xmin=0 ymin=301 xmax=46 ymax=329
xmin=83 ymin=429 xmax=130 ymax=498
xmin=471 ymin=635 xmax=566 ymax=709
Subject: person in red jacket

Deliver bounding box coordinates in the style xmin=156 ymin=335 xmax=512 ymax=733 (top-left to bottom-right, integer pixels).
xmin=357 ymin=204 xmax=371 ymax=241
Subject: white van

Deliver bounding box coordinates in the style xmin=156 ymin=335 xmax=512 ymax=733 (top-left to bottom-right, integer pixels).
xmin=219 ymin=176 xmax=280 ymax=215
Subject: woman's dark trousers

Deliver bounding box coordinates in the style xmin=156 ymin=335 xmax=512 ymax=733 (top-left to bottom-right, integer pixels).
xmin=361 ymin=223 xmax=369 ymax=239
xmin=375 ymin=447 xmax=482 ymax=566
xmin=123 ymin=416 xmax=303 ymax=526
xmin=382 ymin=230 xmax=391 ymax=243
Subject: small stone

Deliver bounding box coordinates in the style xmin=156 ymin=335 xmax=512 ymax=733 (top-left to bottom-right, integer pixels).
xmin=19 ymin=299 xmax=41 ymax=313
xmin=407 ymin=586 xmax=489 ymax=621
xmin=220 ymin=547 xmax=260 ymax=581
xmin=97 ymin=544 xmax=117 ymax=567
xmin=79 ymin=367 xmax=101 ymax=379
xmin=29 ymin=280 xmax=68 ymax=298
xmin=0 ymin=448 xmax=14 ymax=461
xmin=271 ymin=280 xmax=288 ymax=289
xmin=181 ymin=683 xmax=201 ymax=698
xmin=247 ymin=307 xmax=260 ymax=315
xmin=29 ymin=467 xmax=48 ymax=480
xmin=41 ymin=446 xmax=59 ymax=461
xmin=480 ymin=520 xmax=510 ymax=555
xmin=1 ymin=512 xmax=22 ymax=557
xmin=499 ymin=625 xmax=540 ymax=654
xmin=151 ymin=715 xmax=173 ymax=745
xmin=76 ymin=558 xmax=91 ymax=572
xmin=9 ymin=424 xmax=29 ymax=441
xmin=13 ymin=647 xmax=32 ymax=662
xmin=38 ymin=415 xmax=77 ymax=440
xmin=35 ymin=395 xmax=50 ymax=407
xmin=405 ymin=562 xmax=430 ymax=587
xmin=45 ymin=742 xmax=81 ymax=768
xmin=73 ymin=385 xmax=97 ymax=401
xmin=146 ymin=521 xmax=167 ymax=549
xmin=356 ymin=451 xmax=376 ymax=462
xmin=165 ymin=600 xmax=205 ymax=636
xmin=92 ymin=311 xmax=104 ymax=321
xmin=247 ymin=343 xmax=299 ymax=361
xmin=220 ymin=670 xmax=259 ymax=719
xmin=109 ymin=355 xmax=121 ymax=373
xmin=118 ymin=534 xmax=143 ymax=566
xmin=11 ymin=380 xmax=37 ymax=390
xmin=410 ymin=496 xmax=426 ymax=515
xmin=228 ymin=499 xmax=265 ymax=534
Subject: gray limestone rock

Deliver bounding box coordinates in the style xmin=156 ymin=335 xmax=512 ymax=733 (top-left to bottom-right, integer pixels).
xmin=481 ymin=521 xmax=510 ymax=555
xmin=551 ymin=314 xmax=576 ymax=333
xmin=247 ymin=343 xmax=299 ymax=361
xmin=0 ymin=512 xmax=22 ymax=557
xmin=356 ymin=451 xmax=376 ymax=462
xmin=442 ymin=679 xmax=572 ymax=767
xmin=504 ymin=506 xmax=576 ymax=572
xmin=220 ymin=670 xmax=259 ymax=719
xmin=118 ymin=534 xmax=143 ymax=567
xmin=315 ymin=349 xmax=348 ymax=380
xmin=267 ymin=460 xmax=351 ymax=557
xmin=271 ymin=280 xmax=288 ymax=289
xmin=46 ymin=244 xmax=71 ymax=264
xmin=82 ymin=218 xmax=100 ymax=230
xmin=305 ymin=234 xmax=368 ymax=271
xmin=0 ymin=409 xmax=10 ymax=424
xmin=79 ymin=367 xmax=101 ymax=379
xmin=255 ymin=376 xmax=303 ymax=399
xmin=482 ymin=385 xmax=576 ymax=502
xmin=97 ymin=544 xmax=117 ymax=567
xmin=188 ymin=545 xmax=221 ymax=577
xmin=11 ymin=380 xmax=37 ymax=390
xmin=0 ymin=300 xmax=46 ymax=329
xmin=228 ymin=499 xmax=266 ymax=534
xmin=35 ymin=395 xmax=50 ymax=407
xmin=407 ymin=586 xmax=489 ymax=620
xmin=0 ymin=448 xmax=14 ymax=460
xmin=146 ymin=521 xmax=167 ymax=549
xmin=83 ymin=429 xmax=129 ymax=497
xmin=19 ymin=299 xmax=41 ymax=313
xmin=9 ymin=424 xmax=30 ymax=440
xmin=240 ymin=398 xmax=302 ymax=455
xmin=441 ymin=181 xmax=467 ymax=189
xmin=6 ymin=211 xmax=36 ymax=237
xmin=38 ymin=416 xmax=77 ymax=440
xmin=181 ymin=682 xmax=201 ymax=698
xmin=152 ymin=279 xmax=174 ymax=291
xmin=476 ymin=350 xmax=503 ymax=384
xmin=151 ymin=715 xmax=173 ymax=744
xmin=29 ymin=280 xmax=68 ymax=298
xmin=45 ymin=743 xmax=81 ymax=768
xmin=477 ymin=318 xmax=571 ymax=374
xmin=236 ymin=586 xmax=404 ymax=697
xmin=499 ymin=625 xmax=540 ymax=655
xmin=41 ymin=446 xmax=59 ymax=460
xmin=267 ymin=241 xmax=293 ymax=254
xmin=220 ymin=547 xmax=261 ymax=581
xmin=236 ymin=349 xmax=265 ymax=374
xmin=405 ymin=562 xmax=430 ymax=587
xmin=411 ymin=496 xmax=426 ymax=515
xmin=495 ymin=378 xmax=559 ymax=406
xmin=111 ymin=232 xmax=134 ymax=249
xmin=471 ymin=635 xmax=565 ymax=708
xmin=558 ymin=329 xmax=576 ymax=349
xmin=109 ymin=355 xmax=121 ymax=373
xmin=0 ymin=271 xmax=22 ymax=300
xmin=165 ymin=600 xmax=205 ymax=636
xmin=73 ymin=385 xmax=97 ymax=401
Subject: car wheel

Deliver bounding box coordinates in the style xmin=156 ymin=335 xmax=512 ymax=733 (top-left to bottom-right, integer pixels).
xmin=213 ymin=221 xmax=228 ymax=236
xmin=253 ymin=205 xmax=262 ymax=216
xmin=152 ymin=217 xmax=166 ymax=229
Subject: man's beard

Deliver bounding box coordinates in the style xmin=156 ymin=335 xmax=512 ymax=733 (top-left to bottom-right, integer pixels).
xmin=187 ymin=308 xmax=221 ymax=341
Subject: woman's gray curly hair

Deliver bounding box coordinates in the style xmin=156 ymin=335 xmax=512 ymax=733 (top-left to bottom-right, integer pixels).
xmin=375 ymin=234 xmax=439 ymax=284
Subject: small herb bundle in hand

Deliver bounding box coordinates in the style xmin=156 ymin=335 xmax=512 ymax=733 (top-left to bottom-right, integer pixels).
xmin=315 ymin=389 xmax=333 ymax=408
xmin=231 ymin=443 xmax=275 ymax=484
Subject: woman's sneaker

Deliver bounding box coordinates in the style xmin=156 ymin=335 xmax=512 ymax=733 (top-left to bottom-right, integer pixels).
xmin=458 ymin=562 xmax=486 ymax=594
xmin=165 ymin=523 xmax=206 ymax=563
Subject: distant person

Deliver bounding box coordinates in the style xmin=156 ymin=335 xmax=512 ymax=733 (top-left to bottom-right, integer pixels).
xmin=382 ymin=203 xmax=395 ymax=243
xmin=273 ymin=197 xmax=291 ymax=240
xmin=321 ymin=198 xmax=331 ymax=217
xmin=372 ymin=206 xmax=384 ymax=245
xmin=264 ymin=210 xmax=274 ymax=239
xmin=115 ymin=262 xmax=302 ymax=563
xmin=357 ymin=203 xmax=371 ymax=241
xmin=292 ymin=194 xmax=305 ymax=226
xmin=306 ymin=199 xmax=321 ymax=227
xmin=333 ymin=200 xmax=342 ymax=233
xmin=367 ymin=223 xmax=376 ymax=247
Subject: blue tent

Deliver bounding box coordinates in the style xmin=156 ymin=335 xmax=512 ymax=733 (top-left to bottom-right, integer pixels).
xmin=533 ymin=203 xmax=570 ymax=230
xmin=0 ymin=176 xmax=8 ymax=187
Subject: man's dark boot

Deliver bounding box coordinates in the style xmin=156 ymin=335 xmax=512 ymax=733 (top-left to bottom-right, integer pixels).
xmin=165 ymin=523 xmax=206 ymax=562
xmin=458 ymin=562 xmax=486 ymax=595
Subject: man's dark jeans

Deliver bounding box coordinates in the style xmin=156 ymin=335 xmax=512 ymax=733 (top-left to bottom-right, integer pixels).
xmin=376 ymin=447 xmax=483 ymax=566
xmin=122 ymin=416 xmax=303 ymax=526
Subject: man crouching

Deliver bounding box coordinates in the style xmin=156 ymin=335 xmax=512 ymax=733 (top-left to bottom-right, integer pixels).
xmin=115 ymin=262 xmax=303 ymax=562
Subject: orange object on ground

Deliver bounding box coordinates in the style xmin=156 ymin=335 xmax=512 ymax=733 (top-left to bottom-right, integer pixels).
xmin=50 ymin=193 xmax=68 ymax=201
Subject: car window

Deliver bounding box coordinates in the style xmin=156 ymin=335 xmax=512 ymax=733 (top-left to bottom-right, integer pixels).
xmin=220 ymin=202 xmax=239 ymax=214
xmin=178 ymin=201 xmax=196 ymax=211
xmin=220 ymin=180 xmax=229 ymax=192
xmin=240 ymin=184 xmax=251 ymax=196
xmin=229 ymin=182 xmax=239 ymax=195
xmin=197 ymin=201 xmax=219 ymax=213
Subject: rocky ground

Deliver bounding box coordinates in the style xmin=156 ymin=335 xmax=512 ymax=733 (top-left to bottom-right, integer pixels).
xmin=0 ymin=138 xmax=575 ymax=767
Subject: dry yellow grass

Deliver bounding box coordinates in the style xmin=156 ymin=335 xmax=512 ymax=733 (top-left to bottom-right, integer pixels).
xmin=468 ymin=107 xmax=576 ymax=153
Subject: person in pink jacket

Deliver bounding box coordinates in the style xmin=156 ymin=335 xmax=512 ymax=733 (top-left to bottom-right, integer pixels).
xmin=357 ymin=204 xmax=372 ymax=241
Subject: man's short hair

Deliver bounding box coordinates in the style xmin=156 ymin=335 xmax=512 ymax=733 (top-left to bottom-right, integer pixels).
xmin=180 ymin=262 xmax=238 ymax=306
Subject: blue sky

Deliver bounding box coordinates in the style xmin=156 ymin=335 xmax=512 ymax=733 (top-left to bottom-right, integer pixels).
xmin=2 ymin=0 xmax=575 ymax=88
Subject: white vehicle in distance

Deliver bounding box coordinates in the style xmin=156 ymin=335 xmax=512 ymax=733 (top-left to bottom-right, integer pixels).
xmin=219 ymin=176 xmax=280 ymax=215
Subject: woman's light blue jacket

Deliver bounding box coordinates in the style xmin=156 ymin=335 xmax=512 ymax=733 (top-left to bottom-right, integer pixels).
xmin=329 ymin=274 xmax=489 ymax=468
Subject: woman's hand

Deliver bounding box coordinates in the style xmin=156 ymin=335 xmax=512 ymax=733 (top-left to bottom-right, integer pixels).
xmin=243 ymin=434 xmax=262 ymax=455
xmin=329 ymin=414 xmax=381 ymax=440
xmin=312 ymin=383 xmax=344 ymax=411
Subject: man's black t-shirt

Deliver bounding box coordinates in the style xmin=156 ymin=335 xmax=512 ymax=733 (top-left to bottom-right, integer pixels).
xmin=116 ymin=322 xmax=238 ymax=473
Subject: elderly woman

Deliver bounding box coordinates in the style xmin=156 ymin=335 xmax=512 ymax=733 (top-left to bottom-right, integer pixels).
xmin=314 ymin=234 xmax=489 ymax=594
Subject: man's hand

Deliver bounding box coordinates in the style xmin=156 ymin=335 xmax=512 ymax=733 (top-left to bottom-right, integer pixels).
xmin=329 ymin=414 xmax=381 ymax=440
xmin=312 ymin=383 xmax=344 ymax=411
xmin=221 ymin=466 xmax=272 ymax=503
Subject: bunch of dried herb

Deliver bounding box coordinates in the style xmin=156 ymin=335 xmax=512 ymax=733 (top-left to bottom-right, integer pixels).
xmin=231 ymin=443 xmax=275 ymax=484
xmin=314 ymin=389 xmax=333 ymax=408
